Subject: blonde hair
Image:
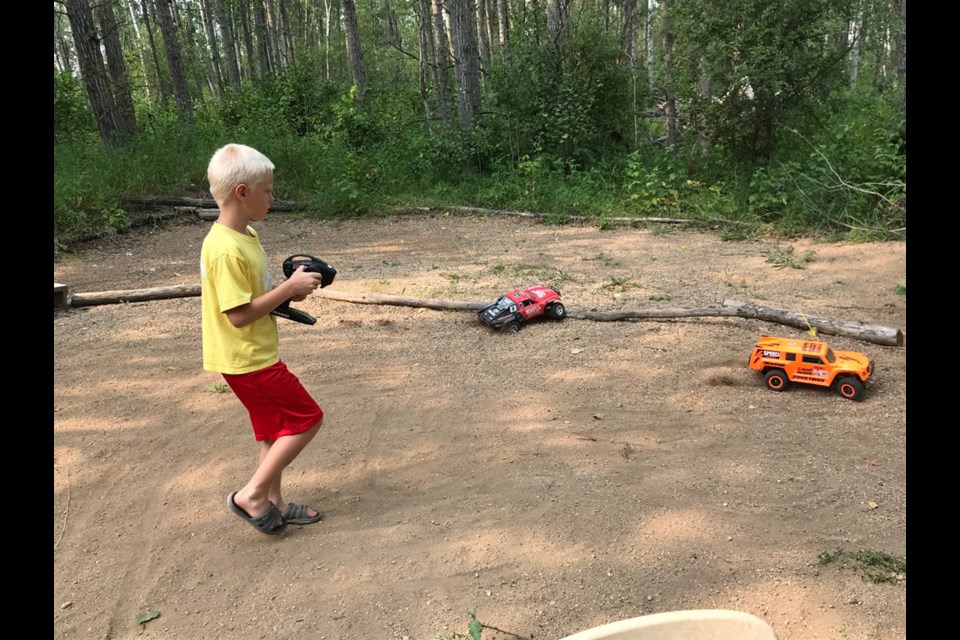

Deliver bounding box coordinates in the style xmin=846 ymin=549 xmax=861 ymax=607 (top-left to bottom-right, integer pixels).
xmin=207 ymin=143 xmax=275 ymax=206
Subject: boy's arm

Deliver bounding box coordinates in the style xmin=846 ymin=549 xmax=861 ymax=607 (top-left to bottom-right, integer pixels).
xmin=225 ymin=266 xmax=323 ymax=328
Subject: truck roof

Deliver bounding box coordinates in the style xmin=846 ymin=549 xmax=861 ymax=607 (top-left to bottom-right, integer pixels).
xmin=754 ymin=335 xmax=828 ymax=357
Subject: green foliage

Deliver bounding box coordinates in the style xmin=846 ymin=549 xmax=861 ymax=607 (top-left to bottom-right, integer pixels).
xmin=433 ymin=611 xmax=530 ymax=640
xmin=53 ymin=0 xmax=905 ymax=247
xmin=54 ymin=71 xmax=96 ymax=143
xmin=765 ymin=245 xmax=815 ymax=269
xmin=484 ymin=23 xmax=634 ymax=171
xmin=670 ymin=0 xmax=858 ymax=163
xmin=818 ymin=548 xmax=906 ymax=584
xmin=599 ymin=276 xmax=643 ymax=292
xmin=54 ymin=142 xmax=129 ymax=246
xmin=624 ymin=147 xmax=685 ymax=214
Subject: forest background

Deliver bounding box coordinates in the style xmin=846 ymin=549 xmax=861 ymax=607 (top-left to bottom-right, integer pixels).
xmin=53 ymin=0 xmax=906 ymax=250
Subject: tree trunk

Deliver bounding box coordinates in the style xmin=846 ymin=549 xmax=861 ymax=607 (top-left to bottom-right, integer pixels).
xmin=266 ymin=0 xmax=283 ymax=70
xmin=141 ymin=0 xmax=171 ymax=104
xmin=448 ymin=0 xmax=482 ymax=134
xmin=618 ymin=0 xmax=637 ymax=64
xmin=155 ymin=0 xmax=194 ymax=123
xmin=213 ymin=0 xmax=241 ymax=87
xmin=95 ymin=0 xmax=138 ymax=140
xmin=645 ymin=0 xmax=656 ymax=93
xmin=254 ymin=0 xmax=274 ymax=78
xmin=179 ymin=1 xmax=209 ymax=99
xmin=417 ymin=0 xmax=434 ymax=134
xmin=546 ymin=0 xmax=569 ymax=51
xmin=65 ymin=0 xmax=122 ymax=147
xmin=895 ymin=0 xmax=905 ymax=111
xmin=476 ymin=0 xmax=490 ymax=70
xmin=342 ymin=0 xmax=367 ymax=105
xmin=660 ymin=0 xmax=677 ymax=146
xmin=848 ymin=6 xmax=863 ymax=89
xmin=324 ymin=0 xmax=334 ymax=80
xmin=279 ymin=0 xmax=295 ymax=66
xmin=125 ymin=0 xmax=152 ymax=100
xmin=239 ymin=0 xmax=258 ymax=82
xmin=484 ymin=0 xmax=497 ymax=64
xmin=200 ymin=0 xmax=225 ymax=98
xmin=385 ymin=0 xmax=404 ymax=87
xmin=430 ymin=0 xmax=453 ymax=124
xmin=55 ymin=11 xmax=73 ymax=74
xmin=497 ymin=0 xmax=508 ymax=55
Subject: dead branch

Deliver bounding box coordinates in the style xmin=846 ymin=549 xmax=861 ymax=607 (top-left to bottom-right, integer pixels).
xmin=62 ymin=285 xmax=903 ymax=347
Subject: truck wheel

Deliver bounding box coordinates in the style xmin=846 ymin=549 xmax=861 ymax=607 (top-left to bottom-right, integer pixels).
xmin=763 ymin=369 xmax=788 ymax=392
xmin=548 ymin=303 xmax=566 ymax=319
xmin=506 ymin=321 xmax=521 ymax=334
xmin=836 ymin=377 xmax=864 ymax=401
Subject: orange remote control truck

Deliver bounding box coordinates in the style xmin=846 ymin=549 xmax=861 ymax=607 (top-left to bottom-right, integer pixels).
xmin=748 ymin=335 xmax=874 ymax=401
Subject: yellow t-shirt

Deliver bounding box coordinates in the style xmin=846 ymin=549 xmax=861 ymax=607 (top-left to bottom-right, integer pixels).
xmin=200 ymin=223 xmax=279 ymax=374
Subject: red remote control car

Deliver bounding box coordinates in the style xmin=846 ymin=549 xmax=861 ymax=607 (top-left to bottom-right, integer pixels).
xmin=478 ymin=285 xmax=565 ymax=333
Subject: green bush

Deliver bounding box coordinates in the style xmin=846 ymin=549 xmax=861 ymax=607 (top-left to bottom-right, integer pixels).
xmin=54 ymin=71 xmax=96 ymax=144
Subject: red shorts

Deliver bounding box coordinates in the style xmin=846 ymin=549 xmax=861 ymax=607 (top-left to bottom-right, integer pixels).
xmin=223 ymin=361 xmax=324 ymax=442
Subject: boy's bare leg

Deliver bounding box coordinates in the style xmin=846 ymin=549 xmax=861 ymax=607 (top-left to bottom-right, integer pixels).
xmin=232 ymin=420 xmax=323 ymax=519
xmin=258 ymin=438 xmax=321 ymax=519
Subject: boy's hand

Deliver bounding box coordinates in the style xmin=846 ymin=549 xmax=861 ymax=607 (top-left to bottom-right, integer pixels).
xmin=286 ymin=265 xmax=324 ymax=298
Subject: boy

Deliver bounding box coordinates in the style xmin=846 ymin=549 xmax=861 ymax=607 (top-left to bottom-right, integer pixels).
xmin=201 ymin=143 xmax=326 ymax=535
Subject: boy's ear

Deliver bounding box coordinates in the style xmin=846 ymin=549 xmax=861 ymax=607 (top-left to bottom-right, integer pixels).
xmin=234 ymin=183 xmax=248 ymax=200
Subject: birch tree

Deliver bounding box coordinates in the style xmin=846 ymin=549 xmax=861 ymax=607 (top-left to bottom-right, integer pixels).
xmin=848 ymin=4 xmax=864 ymax=88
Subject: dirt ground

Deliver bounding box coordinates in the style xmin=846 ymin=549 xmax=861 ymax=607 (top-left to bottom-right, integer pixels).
xmin=53 ymin=212 xmax=906 ymax=640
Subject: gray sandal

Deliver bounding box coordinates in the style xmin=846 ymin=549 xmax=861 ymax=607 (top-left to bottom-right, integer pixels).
xmin=284 ymin=502 xmax=324 ymax=525
xmin=228 ymin=492 xmax=288 ymax=535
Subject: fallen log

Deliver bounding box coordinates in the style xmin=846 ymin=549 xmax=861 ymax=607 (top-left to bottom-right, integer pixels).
xmin=124 ymin=195 xmax=299 ymax=212
xmin=69 ymin=284 xmax=202 ymax=306
xmin=409 ymin=205 xmax=703 ymax=226
xmin=122 ymin=198 xmax=741 ymax=228
xmin=63 ymin=285 xmax=903 ymax=347
xmin=721 ymin=299 xmax=903 ymax=347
